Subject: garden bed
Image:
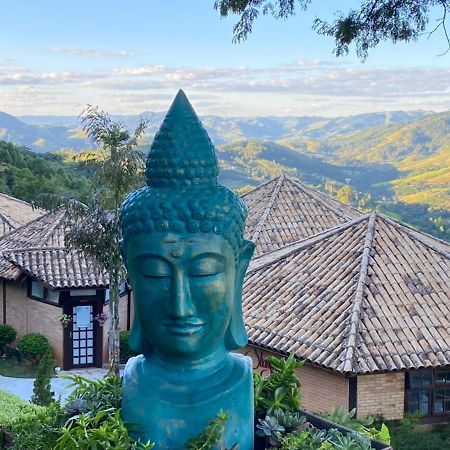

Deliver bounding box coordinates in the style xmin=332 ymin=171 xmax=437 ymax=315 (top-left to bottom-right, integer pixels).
xmin=301 ymin=410 xmax=393 ymax=450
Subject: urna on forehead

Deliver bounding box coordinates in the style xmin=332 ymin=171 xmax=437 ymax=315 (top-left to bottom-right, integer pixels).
xmin=120 ymin=89 xmax=248 ymax=253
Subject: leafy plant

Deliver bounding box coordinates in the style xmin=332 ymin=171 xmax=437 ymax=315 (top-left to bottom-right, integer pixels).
xmin=321 ymin=406 xmax=390 ymax=445
xmin=9 ymin=401 xmax=64 ymax=450
xmin=64 ymin=398 xmax=89 ymax=417
xmin=256 ymin=415 xmax=285 ymax=447
xmin=185 ymin=410 xmax=237 ymax=450
xmin=273 ymin=410 xmax=306 ymax=432
xmin=31 ymin=349 xmax=55 ymax=406
xmin=65 ymin=374 xmax=122 ymax=414
xmin=17 ymin=333 xmax=51 ymax=364
xmin=0 ymin=324 xmax=16 ymax=354
xmin=59 ymin=314 xmax=72 ymax=325
xmin=254 ymin=353 xmax=303 ymax=416
xmin=56 ymin=408 xmax=153 ymax=450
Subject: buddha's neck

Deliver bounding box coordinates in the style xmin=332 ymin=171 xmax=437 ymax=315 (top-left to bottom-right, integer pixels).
xmin=150 ymin=345 xmax=229 ymax=374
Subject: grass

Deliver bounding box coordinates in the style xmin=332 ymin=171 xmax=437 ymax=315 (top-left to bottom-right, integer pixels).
xmin=0 ymin=356 xmax=38 ymax=378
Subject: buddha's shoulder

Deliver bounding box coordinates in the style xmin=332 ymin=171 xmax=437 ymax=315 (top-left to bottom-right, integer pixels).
xmin=229 ymin=351 xmax=252 ymax=377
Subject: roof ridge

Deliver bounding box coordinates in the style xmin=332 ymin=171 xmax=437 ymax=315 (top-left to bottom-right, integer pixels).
xmin=341 ymin=211 xmax=377 ymax=373
xmin=0 ymin=210 xmax=15 ymax=229
xmin=248 ymin=214 xmax=370 ymax=273
xmin=378 ymin=213 xmax=450 ymax=259
xmin=36 ymin=209 xmax=66 ymax=247
xmin=240 ymin=176 xmax=278 ymax=198
xmin=0 ymin=208 xmax=58 ymax=245
xmin=0 ymin=192 xmax=43 ymax=210
xmin=286 ymin=176 xmax=360 ymax=220
xmin=250 ymin=174 xmax=285 ymax=244
xmin=3 ymin=246 xmax=67 ymax=254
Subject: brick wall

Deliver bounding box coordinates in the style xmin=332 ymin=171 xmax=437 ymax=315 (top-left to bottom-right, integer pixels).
xmin=5 ymin=281 xmax=63 ymax=365
xmin=240 ymin=345 xmax=349 ymax=414
xmin=357 ymin=372 xmax=405 ymax=420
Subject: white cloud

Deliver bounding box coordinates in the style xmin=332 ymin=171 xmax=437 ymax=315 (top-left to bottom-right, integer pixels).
xmin=0 ymin=59 xmax=449 ymax=116
xmin=50 ymin=47 xmax=134 ymax=57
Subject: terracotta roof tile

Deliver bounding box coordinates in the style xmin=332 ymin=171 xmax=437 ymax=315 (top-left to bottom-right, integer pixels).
xmin=0 ymin=208 xmax=107 ymax=288
xmin=242 ymin=175 xmax=362 ymax=256
xmin=243 ymin=213 xmax=450 ymax=374
xmin=0 ymin=193 xmax=44 ymax=237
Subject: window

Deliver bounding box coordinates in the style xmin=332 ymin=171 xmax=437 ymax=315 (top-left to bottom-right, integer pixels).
xmin=104 ymin=282 xmax=128 ymax=305
xmin=407 ymin=368 xmax=450 ymax=416
xmin=31 ymin=281 xmax=44 ymax=299
xmin=70 ymin=289 xmax=97 ymax=297
xmin=28 ymin=279 xmax=60 ymax=306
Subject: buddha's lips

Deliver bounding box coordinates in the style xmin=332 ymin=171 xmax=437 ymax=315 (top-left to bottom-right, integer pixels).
xmin=164 ymin=319 xmax=205 ymax=336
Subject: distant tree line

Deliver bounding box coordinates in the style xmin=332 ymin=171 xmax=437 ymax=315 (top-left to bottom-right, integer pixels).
xmin=0 ymin=141 xmax=92 ymax=207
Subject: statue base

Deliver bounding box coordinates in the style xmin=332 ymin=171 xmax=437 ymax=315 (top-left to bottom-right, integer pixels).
xmin=121 ymin=352 xmax=254 ymax=450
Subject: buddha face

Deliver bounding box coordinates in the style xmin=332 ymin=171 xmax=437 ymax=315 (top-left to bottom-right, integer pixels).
xmin=125 ymin=232 xmax=237 ymax=362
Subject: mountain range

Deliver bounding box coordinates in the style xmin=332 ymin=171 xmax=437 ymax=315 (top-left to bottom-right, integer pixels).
xmin=0 ymin=108 xmax=448 ymax=240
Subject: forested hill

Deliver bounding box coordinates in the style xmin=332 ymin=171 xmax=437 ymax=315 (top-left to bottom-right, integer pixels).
xmin=0 ymin=140 xmax=92 ymax=205
xmin=0 ymin=110 xmax=427 ymax=152
xmin=0 ymin=109 xmax=448 ymax=241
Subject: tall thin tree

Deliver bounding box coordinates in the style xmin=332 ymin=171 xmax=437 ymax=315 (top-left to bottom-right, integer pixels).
xmin=65 ymin=106 xmax=147 ymax=374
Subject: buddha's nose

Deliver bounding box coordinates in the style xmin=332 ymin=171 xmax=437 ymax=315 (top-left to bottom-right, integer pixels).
xmin=169 ymin=270 xmax=196 ymax=319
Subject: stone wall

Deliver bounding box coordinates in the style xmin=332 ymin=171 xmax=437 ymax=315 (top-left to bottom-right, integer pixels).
xmin=357 ymin=372 xmax=405 ymax=420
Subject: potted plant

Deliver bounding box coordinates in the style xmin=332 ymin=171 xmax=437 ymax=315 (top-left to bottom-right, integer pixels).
xmin=59 ymin=314 xmax=72 ymax=328
xmin=94 ymin=312 xmax=108 ymax=327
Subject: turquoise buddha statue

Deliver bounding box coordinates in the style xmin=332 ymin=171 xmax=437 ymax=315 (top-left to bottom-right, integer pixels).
xmin=120 ymin=90 xmax=255 ymax=449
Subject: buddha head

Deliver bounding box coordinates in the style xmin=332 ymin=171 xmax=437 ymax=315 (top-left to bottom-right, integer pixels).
xmin=120 ymin=91 xmax=255 ymax=363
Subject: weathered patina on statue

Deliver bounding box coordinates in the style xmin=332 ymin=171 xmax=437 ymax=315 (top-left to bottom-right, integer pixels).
xmin=120 ymin=90 xmax=255 ymax=449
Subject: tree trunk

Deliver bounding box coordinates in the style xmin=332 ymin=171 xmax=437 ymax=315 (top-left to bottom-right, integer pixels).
xmin=108 ymin=267 xmax=121 ymax=375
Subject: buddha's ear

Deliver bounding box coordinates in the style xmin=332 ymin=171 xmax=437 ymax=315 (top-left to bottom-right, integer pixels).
xmin=225 ymin=239 xmax=255 ymax=350
xmin=128 ymin=302 xmax=153 ymax=356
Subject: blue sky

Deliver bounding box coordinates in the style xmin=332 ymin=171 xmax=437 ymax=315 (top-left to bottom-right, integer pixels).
xmin=1 ymin=0 xmax=449 ymax=116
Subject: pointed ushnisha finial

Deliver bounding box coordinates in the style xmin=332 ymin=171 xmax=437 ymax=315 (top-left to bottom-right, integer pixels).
xmin=146 ymin=90 xmax=219 ymax=188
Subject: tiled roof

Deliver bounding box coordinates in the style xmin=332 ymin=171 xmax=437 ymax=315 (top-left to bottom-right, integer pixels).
xmin=242 ymin=175 xmax=362 ymax=256
xmin=243 ymin=212 xmax=450 ymax=374
xmin=0 ymin=209 xmax=108 ymax=288
xmin=0 ymin=193 xmax=44 ymax=237
xmin=3 ymin=248 xmax=108 ymax=289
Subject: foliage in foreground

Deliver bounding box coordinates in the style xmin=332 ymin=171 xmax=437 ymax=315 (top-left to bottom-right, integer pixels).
xmin=254 ymin=353 xmax=303 ymax=416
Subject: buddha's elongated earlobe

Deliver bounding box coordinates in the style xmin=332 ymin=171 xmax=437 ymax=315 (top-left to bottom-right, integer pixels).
xmin=225 ymin=239 xmax=255 ymax=350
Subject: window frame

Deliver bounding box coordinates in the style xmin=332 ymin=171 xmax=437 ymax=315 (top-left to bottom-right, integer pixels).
xmin=406 ymin=368 xmax=450 ymax=417
xmin=27 ymin=278 xmax=61 ymax=307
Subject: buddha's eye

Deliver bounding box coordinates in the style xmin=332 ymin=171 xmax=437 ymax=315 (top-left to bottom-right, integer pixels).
xmin=189 ymin=256 xmax=225 ymax=277
xmin=140 ymin=258 xmax=171 ymax=278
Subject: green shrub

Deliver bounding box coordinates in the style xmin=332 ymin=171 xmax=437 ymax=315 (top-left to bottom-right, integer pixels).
xmin=0 ymin=389 xmax=42 ymax=429
xmin=56 ymin=409 xmax=153 ymax=450
xmin=31 ymin=349 xmax=55 ymax=406
xmin=9 ymin=401 xmax=64 ymax=450
xmin=120 ymin=330 xmax=137 ymax=363
xmin=17 ymin=333 xmax=50 ymax=364
xmin=0 ymin=324 xmax=16 ymax=353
